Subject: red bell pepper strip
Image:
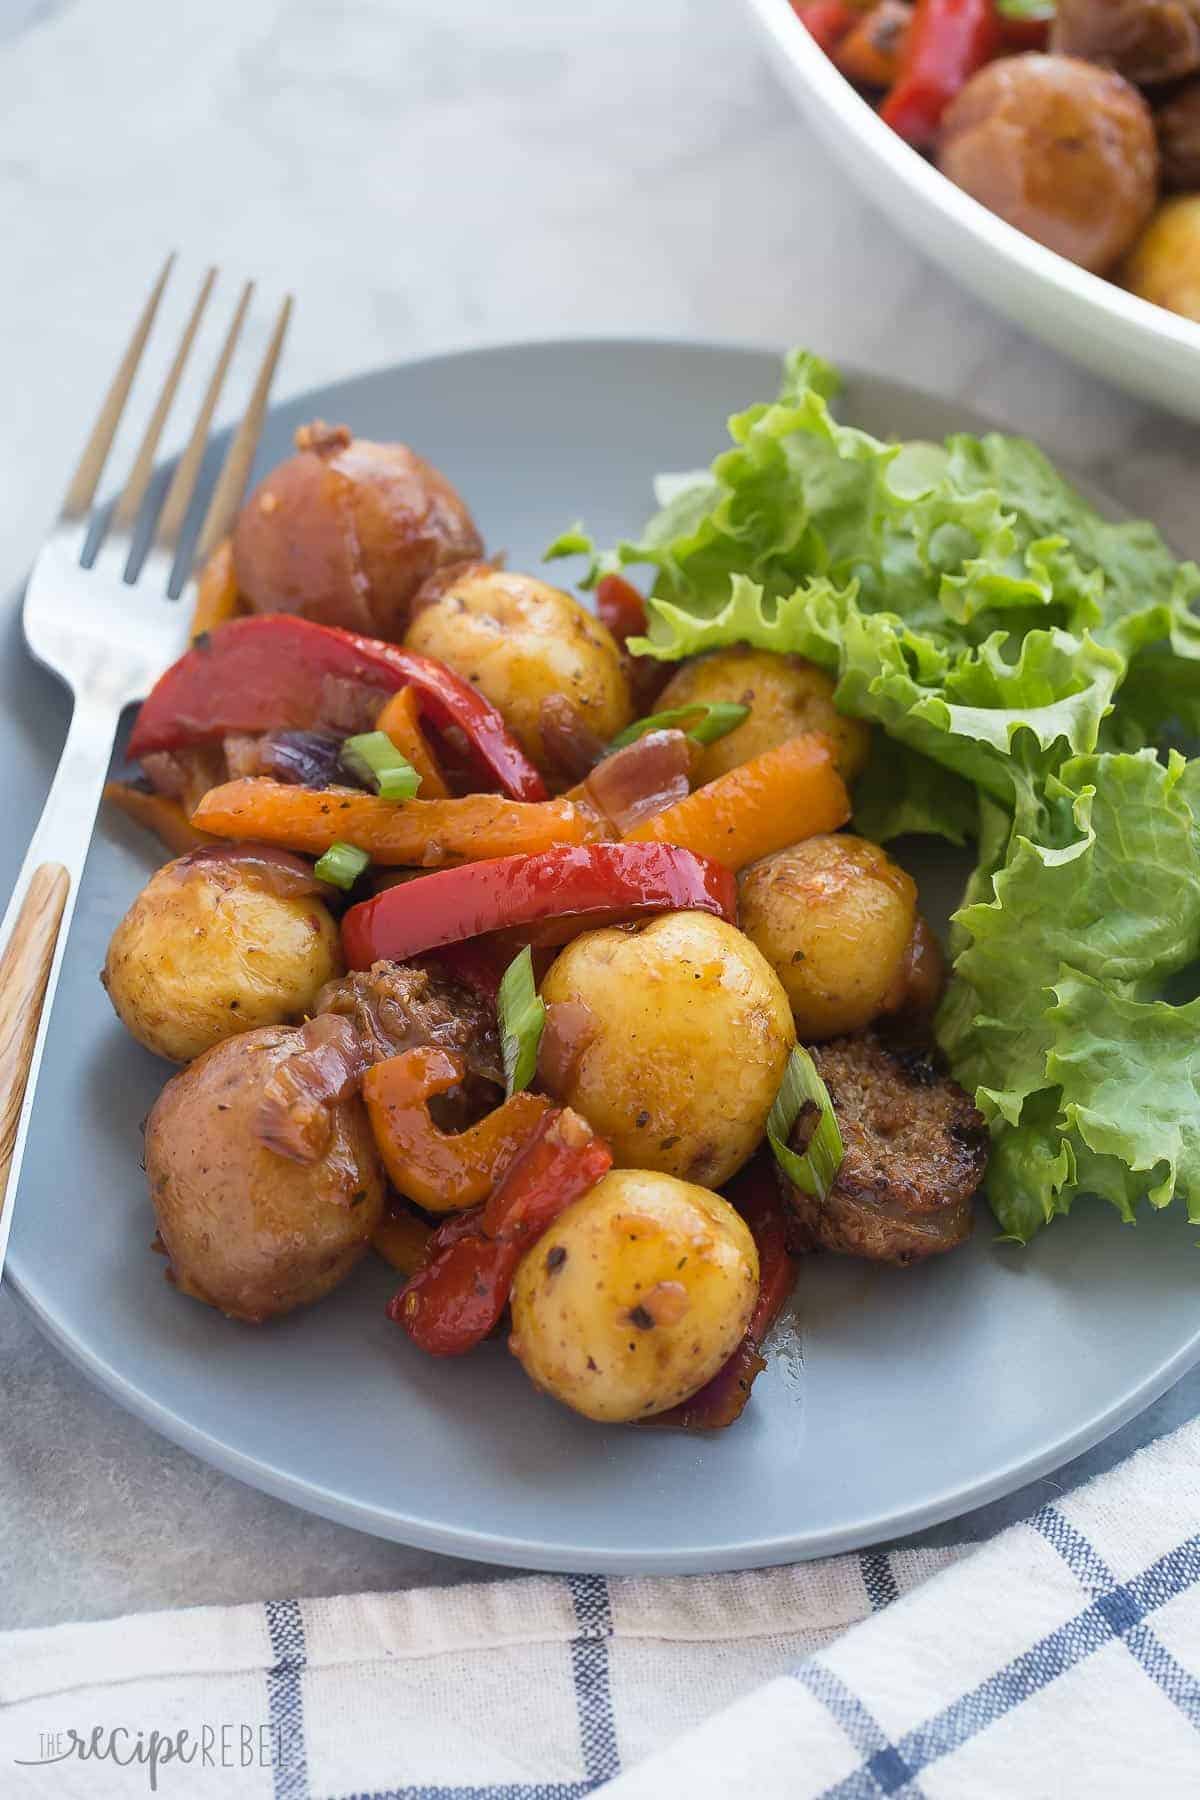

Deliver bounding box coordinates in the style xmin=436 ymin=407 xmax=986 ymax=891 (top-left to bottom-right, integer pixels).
xmin=341 ymin=841 xmax=738 ymax=969
xmin=127 ymin=614 xmax=546 ymax=802
xmin=879 ymin=0 xmax=1000 ymax=145
xmin=650 ymin=1159 xmax=798 ymax=1431
xmin=594 ymin=573 xmax=671 ymax=713
xmin=390 ymin=1107 xmax=612 ymax=1356
xmin=792 ymin=0 xmax=857 ymax=55
xmin=594 ymin=573 xmax=648 ymax=647
xmin=997 ymin=15 xmax=1048 ymax=51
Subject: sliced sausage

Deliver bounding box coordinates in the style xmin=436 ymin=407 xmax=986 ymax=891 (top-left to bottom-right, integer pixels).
xmin=780 ymin=1032 xmax=988 ymax=1266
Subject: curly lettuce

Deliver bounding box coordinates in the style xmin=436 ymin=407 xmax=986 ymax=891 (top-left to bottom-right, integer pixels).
xmin=550 ymin=350 xmax=1200 ymax=1240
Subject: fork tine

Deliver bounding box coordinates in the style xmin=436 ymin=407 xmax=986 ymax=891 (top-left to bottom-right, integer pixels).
xmin=192 ymin=293 xmax=293 ymax=567
xmin=153 ymin=280 xmax=253 ymax=553
xmin=108 ymin=267 xmax=216 ymax=537
xmin=59 ymin=254 xmax=175 ymax=521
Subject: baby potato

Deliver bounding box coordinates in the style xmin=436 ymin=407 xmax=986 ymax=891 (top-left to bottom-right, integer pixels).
xmin=232 ymin=421 xmax=483 ymax=640
xmin=1120 ymin=197 xmax=1200 ymax=324
xmin=540 ymin=911 xmax=795 ymax=1188
xmin=405 ymin=565 xmax=633 ymax=774
xmin=102 ymin=853 xmax=342 ymax=1063
xmin=739 ymin=834 xmax=917 ymax=1040
xmin=655 ymin=648 xmax=870 ymax=785
xmin=145 ymin=1025 xmax=385 ymax=1322
xmin=509 ymin=1168 xmax=759 ymax=1422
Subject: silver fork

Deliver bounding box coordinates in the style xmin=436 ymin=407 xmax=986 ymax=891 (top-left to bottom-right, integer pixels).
xmin=0 ymin=259 xmax=292 ymax=1274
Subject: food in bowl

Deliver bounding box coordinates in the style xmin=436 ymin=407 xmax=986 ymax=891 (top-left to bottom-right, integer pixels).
xmin=102 ymin=350 xmax=1199 ymax=1431
xmin=789 ymin=0 xmax=1200 ymax=320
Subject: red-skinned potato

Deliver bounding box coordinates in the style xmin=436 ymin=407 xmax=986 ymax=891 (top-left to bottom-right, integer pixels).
xmin=145 ymin=1025 xmax=385 ymax=1323
xmin=938 ymin=55 xmax=1159 ymax=276
xmin=231 ymin=422 xmax=483 ymax=640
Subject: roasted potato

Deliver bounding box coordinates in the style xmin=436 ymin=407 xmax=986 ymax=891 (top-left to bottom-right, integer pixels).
xmin=508 ymin=1168 xmax=759 ymax=1422
xmin=1120 ymin=196 xmax=1200 ymax=322
xmin=540 ymin=911 xmax=795 ymax=1187
xmin=655 ymin=648 xmax=870 ymax=786
xmin=102 ymin=851 xmax=342 ymax=1063
xmin=232 ymin=421 xmax=482 ymax=640
xmin=938 ymin=55 xmax=1159 ymax=276
xmin=145 ymin=1025 xmax=385 ymax=1322
xmin=405 ymin=565 xmax=633 ymax=775
xmin=739 ymin=835 xmax=917 ymax=1040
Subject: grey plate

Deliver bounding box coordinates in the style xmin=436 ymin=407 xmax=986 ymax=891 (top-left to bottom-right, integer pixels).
xmin=5 ymin=340 xmax=1199 ymax=1575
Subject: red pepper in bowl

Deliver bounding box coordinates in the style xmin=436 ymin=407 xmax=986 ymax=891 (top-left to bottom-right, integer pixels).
xmin=879 ymin=0 xmax=1000 ymax=145
xmin=793 ymin=0 xmax=858 ymax=55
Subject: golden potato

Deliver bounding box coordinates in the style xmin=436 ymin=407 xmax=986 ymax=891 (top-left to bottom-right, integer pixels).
xmin=1120 ymin=197 xmax=1200 ymax=324
xmin=540 ymin=911 xmax=795 ymax=1187
xmin=405 ymin=565 xmax=633 ymax=774
xmin=102 ymin=852 xmax=342 ymax=1063
xmin=656 ymin=648 xmax=870 ymax=785
xmin=509 ymin=1168 xmax=759 ymax=1422
xmin=739 ymin=834 xmax=917 ymax=1040
xmin=145 ymin=1025 xmax=385 ymax=1322
xmin=232 ymin=422 xmax=482 ymax=639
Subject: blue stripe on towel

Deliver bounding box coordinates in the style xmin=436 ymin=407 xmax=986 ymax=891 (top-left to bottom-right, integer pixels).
xmin=802 ymin=1528 xmax=1200 ymax=1799
xmin=795 ymin=1663 xmax=926 ymax=1797
xmin=1035 ymin=1506 xmax=1200 ymax=1733
xmin=567 ymin=1574 xmax=621 ymax=1787
xmin=327 ymin=1576 xmax=619 ymax=1800
xmin=266 ymin=1596 xmax=311 ymax=1800
xmin=859 ymin=1554 xmax=899 ymax=1613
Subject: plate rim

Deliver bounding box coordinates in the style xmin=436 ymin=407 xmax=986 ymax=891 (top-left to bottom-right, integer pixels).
xmin=8 ymin=333 xmax=1200 ymax=1574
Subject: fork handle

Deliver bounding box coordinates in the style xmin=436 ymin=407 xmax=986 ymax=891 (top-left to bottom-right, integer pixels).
xmin=0 ymin=692 xmax=121 ymax=1274
xmin=0 ymin=863 xmax=70 ymax=1205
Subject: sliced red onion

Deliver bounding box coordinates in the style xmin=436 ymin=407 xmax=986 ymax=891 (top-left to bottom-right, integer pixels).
xmin=537 ymin=999 xmax=599 ymax=1095
xmin=582 ymin=728 xmax=691 ymax=834
xmin=254 ymin=1015 xmax=368 ymax=1166
xmin=263 ymin=729 xmax=345 ymax=788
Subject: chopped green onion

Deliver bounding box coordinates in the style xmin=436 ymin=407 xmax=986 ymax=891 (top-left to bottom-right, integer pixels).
xmin=994 ymin=0 xmax=1053 ymax=17
xmin=313 ymin=840 xmax=371 ymax=890
xmin=767 ymin=1046 xmax=844 ymax=1199
xmin=497 ymin=946 xmax=546 ymax=1096
xmin=607 ymin=701 xmax=750 ymax=754
xmin=341 ymin=730 xmax=421 ymax=801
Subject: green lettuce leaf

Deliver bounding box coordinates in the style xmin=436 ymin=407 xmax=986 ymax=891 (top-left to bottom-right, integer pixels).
xmin=550 ymin=348 xmax=1200 ymax=1244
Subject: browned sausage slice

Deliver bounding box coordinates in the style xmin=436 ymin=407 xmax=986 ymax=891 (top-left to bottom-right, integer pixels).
xmin=780 ymin=1032 xmax=988 ymax=1266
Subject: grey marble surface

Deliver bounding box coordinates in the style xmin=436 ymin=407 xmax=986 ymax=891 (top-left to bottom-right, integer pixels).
xmin=1 ymin=0 xmax=1198 ymax=1633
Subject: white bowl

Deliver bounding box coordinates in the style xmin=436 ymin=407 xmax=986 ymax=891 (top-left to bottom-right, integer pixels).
xmin=744 ymin=0 xmax=1200 ymax=420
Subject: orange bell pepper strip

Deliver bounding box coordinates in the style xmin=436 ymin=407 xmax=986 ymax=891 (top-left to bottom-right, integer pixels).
xmin=391 ymin=1106 xmax=613 ymax=1357
xmin=372 ymin=1205 xmax=434 ymax=1276
xmin=104 ymin=781 xmax=219 ymax=857
xmin=622 ymin=732 xmax=849 ymax=869
xmin=375 ymin=687 xmax=450 ymax=799
xmin=190 ymin=778 xmax=600 ymax=867
xmin=363 ymin=1046 xmax=552 ymax=1213
xmin=188 ymin=539 xmax=243 ymax=641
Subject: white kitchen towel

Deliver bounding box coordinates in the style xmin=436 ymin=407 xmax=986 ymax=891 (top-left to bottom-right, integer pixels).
xmin=1 ymin=1415 xmax=1198 ymax=1798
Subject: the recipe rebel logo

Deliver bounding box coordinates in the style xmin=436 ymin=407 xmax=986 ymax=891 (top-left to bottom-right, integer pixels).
xmin=14 ymin=1721 xmax=304 ymax=1790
